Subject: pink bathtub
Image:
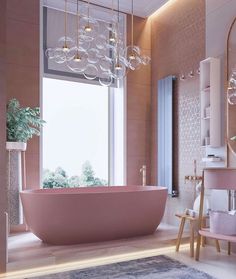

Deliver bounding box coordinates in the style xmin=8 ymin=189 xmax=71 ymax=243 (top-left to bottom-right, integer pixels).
xmin=20 ymin=186 xmax=167 ymax=245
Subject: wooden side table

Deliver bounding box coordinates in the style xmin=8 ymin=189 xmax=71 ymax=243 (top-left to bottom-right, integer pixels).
xmin=175 ymin=213 xmax=220 ymax=258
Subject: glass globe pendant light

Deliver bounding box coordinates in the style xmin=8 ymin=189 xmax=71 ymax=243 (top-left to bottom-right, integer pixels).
xmin=67 ymin=0 xmax=87 ymax=73
xmin=62 ymin=0 xmax=70 ymax=52
xmin=45 ymin=0 xmax=74 ymax=63
xmin=124 ymin=0 xmax=150 ymax=70
xmin=83 ymin=0 xmax=99 ymax=35
xmin=109 ymin=32 xmax=116 ymax=44
xmin=80 ymin=0 xmax=99 ymax=43
xmin=99 ymin=71 xmax=113 ymax=86
xmin=82 ymin=0 xmax=99 ymax=82
xmin=108 ymin=0 xmax=117 ymax=45
xmin=125 ymin=0 xmax=142 ymax=70
xmin=112 ymin=0 xmax=127 ymax=80
xmin=84 ymin=64 xmax=98 ymax=80
xmin=84 ymin=1 xmax=92 ymax=33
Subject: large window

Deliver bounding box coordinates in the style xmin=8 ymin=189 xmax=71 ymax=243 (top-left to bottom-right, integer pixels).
xmin=42 ymin=78 xmax=109 ymax=188
xmin=41 ymin=2 xmax=126 ymax=188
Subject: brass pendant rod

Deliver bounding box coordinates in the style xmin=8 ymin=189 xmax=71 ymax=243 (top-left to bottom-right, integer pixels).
xmin=117 ymin=0 xmax=120 ymax=62
xmin=87 ymin=0 xmax=90 ymax=21
xmin=64 ymin=0 xmax=68 ymax=43
xmin=117 ymin=0 xmax=120 ymax=25
xmin=76 ymin=0 xmax=79 ymax=49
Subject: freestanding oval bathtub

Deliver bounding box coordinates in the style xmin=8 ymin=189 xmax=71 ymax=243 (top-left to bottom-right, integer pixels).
xmin=20 ymin=186 xmax=167 ymax=245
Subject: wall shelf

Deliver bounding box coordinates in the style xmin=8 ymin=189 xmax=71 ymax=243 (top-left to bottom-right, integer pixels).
xmin=202 ymin=157 xmax=222 ymax=162
xmin=200 ymin=57 xmax=221 ymax=147
xmin=199 ymin=228 xmax=236 ymax=243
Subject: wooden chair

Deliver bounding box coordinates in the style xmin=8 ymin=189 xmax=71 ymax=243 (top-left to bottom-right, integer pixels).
xmin=195 ymin=168 xmax=236 ymax=261
xmin=175 ymin=213 xmax=208 ymax=258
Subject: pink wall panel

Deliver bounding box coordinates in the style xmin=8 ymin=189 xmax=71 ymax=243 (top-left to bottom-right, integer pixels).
xmin=6 ymin=0 xmax=40 ymax=25
xmin=150 ymin=0 xmax=205 ymax=225
xmin=6 ymin=0 xmax=40 ymax=189
xmin=0 ymin=0 xmax=7 ymax=273
xmin=1 ymin=0 xmax=40 ymax=271
xmin=126 ymin=15 xmax=152 ymax=186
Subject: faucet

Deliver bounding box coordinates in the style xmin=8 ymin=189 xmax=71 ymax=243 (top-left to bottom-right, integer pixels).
xmin=140 ymin=165 xmax=147 ymax=186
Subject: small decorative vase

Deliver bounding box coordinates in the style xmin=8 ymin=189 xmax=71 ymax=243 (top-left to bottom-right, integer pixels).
xmin=193 ymin=181 xmax=210 ymax=216
xmin=193 ymin=195 xmax=210 ymax=216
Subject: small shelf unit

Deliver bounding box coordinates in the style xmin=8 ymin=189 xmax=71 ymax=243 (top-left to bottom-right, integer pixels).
xmin=200 ymin=57 xmax=221 ymax=147
xmin=199 ymin=228 xmax=236 ymax=243
xmin=196 ymin=168 xmax=236 ymax=261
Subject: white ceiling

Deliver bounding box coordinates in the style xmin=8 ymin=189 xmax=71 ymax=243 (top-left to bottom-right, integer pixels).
xmin=88 ymin=0 xmax=169 ymax=18
xmin=44 ymin=0 xmax=169 ymax=18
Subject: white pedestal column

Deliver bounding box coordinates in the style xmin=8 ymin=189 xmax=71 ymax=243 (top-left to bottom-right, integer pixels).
xmin=6 ymin=142 xmax=26 ymax=228
xmin=7 ymin=150 xmax=23 ymax=226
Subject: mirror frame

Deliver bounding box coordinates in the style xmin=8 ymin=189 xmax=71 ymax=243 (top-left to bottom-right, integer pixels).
xmin=226 ymin=16 xmax=236 ymax=160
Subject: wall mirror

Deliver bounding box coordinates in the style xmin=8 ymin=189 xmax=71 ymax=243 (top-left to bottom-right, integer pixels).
xmin=227 ymin=17 xmax=236 ymax=156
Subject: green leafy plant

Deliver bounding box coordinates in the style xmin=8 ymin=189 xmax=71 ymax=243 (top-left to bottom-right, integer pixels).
xmin=6 ymin=98 xmax=45 ymax=143
xmin=231 ymin=136 xmax=236 ymax=141
xmin=42 ymin=163 xmax=108 ymax=189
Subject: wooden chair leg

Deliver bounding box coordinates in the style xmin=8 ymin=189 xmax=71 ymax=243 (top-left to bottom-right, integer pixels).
xmin=228 ymin=242 xmax=231 ymax=255
xmin=201 ymin=218 xmax=206 ymax=247
xmin=195 ymin=232 xmax=201 ymax=261
xmin=195 ymin=176 xmax=204 ymax=261
xmin=176 ymin=217 xmax=186 ymax=252
xmin=201 ymin=236 xmax=206 ymax=247
xmin=190 ymin=221 xmax=195 ymax=257
xmin=215 ymin=240 xmax=220 ymax=253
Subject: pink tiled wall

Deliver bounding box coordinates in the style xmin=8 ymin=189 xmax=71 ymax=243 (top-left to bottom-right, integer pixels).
xmin=6 ymin=0 xmax=40 ymax=189
xmin=0 ymin=0 xmax=7 ymax=272
xmin=126 ymin=15 xmax=152 ymax=185
xmin=0 ymin=2 xmax=39 ymax=269
xmin=150 ymin=0 xmax=206 ymax=225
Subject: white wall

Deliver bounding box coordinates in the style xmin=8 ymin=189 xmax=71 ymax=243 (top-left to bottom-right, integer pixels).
xmin=206 ymin=0 xmax=236 ymax=58
xmin=206 ymin=0 xmax=236 ymax=210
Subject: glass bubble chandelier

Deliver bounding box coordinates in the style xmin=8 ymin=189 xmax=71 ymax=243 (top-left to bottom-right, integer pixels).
xmin=45 ymin=0 xmax=151 ymax=86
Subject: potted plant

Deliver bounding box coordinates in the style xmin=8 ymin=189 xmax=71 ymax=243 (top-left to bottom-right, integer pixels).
xmin=6 ymin=98 xmax=45 ymax=151
xmin=231 ymin=136 xmax=236 ymax=141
